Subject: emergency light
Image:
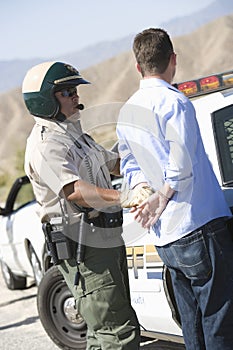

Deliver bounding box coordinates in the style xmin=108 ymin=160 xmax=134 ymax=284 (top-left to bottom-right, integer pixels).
xmin=175 ymin=70 xmax=233 ymax=98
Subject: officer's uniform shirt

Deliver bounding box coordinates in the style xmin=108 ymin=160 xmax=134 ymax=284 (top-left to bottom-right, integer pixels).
xmin=24 ymin=114 xmax=118 ymax=225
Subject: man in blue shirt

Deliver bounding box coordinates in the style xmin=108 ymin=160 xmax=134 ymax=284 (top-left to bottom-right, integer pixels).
xmin=117 ymin=28 xmax=233 ymax=349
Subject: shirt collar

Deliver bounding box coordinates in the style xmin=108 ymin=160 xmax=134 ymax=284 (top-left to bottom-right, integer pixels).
xmin=34 ymin=113 xmax=83 ymax=135
xmin=140 ymin=77 xmax=179 ymax=93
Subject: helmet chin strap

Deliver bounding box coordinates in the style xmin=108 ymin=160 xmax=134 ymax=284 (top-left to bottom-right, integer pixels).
xmin=54 ymin=111 xmax=66 ymax=122
xmin=54 ymin=102 xmax=84 ymax=122
xmin=53 ymin=93 xmax=84 ymax=122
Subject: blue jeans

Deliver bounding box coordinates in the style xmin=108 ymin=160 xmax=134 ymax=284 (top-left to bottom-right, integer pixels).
xmin=156 ymin=217 xmax=233 ymax=350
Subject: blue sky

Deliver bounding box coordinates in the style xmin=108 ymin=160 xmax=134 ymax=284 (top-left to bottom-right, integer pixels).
xmin=0 ymin=0 xmax=214 ymax=61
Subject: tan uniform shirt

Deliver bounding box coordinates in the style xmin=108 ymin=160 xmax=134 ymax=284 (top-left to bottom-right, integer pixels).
xmin=24 ymin=115 xmax=118 ymax=224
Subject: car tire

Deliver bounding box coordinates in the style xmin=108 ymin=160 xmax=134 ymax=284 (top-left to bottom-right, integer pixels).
xmin=29 ymin=244 xmax=43 ymax=286
xmin=0 ymin=260 xmax=27 ymax=290
xmin=37 ymin=266 xmax=87 ymax=350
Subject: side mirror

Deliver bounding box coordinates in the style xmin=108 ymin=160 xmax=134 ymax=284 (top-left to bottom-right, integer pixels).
xmin=0 ymin=207 xmax=10 ymax=216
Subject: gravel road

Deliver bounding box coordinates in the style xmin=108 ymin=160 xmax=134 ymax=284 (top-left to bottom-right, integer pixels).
xmin=0 ymin=270 xmax=185 ymax=350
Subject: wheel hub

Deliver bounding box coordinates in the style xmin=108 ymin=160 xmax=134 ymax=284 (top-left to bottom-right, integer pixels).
xmin=63 ymin=297 xmax=84 ymax=324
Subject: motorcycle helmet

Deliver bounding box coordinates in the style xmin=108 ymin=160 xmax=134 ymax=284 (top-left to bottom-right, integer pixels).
xmin=22 ymin=61 xmax=90 ymax=120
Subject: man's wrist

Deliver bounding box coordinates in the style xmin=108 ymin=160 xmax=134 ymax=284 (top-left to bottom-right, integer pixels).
xmin=157 ymin=190 xmax=171 ymax=201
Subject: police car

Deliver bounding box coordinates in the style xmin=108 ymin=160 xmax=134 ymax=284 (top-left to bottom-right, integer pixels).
xmin=1 ymin=70 xmax=233 ymax=349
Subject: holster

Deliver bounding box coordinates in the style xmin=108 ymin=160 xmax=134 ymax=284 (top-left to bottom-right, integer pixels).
xmin=42 ymin=217 xmax=76 ymax=265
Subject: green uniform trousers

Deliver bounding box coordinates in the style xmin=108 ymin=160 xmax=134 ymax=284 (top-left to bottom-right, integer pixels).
xmin=59 ymin=243 xmax=140 ymax=349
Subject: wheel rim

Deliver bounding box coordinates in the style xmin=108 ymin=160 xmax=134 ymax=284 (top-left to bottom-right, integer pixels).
xmin=47 ymin=278 xmax=87 ymax=344
xmin=63 ymin=297 xmax=84 ymax=325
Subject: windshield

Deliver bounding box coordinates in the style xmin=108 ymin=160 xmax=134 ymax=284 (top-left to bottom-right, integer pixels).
xmin=13 ymin=182 xmax=35 ymax=211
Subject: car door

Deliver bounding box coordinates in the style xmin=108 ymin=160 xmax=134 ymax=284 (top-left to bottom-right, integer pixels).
xmin=0 ymin=176 xmax=36 ymax=276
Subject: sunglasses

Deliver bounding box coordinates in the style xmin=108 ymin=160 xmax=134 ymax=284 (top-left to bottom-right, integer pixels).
xmin=60 ymin=87 xmax=77 ymax=97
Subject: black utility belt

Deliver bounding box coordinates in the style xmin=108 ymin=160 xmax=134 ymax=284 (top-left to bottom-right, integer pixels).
xmin=84 ymin=209 xmax=123 ymax=229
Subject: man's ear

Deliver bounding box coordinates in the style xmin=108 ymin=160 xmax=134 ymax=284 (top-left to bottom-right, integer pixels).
xmin=136 ymin=62 xmax=142 ymax=74
xmin=171 ymin=52 xmax=177 ymax=66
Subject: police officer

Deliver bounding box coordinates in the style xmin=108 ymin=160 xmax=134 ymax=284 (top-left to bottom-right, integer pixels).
xmin=22 ymin=61 xmax=142 ymax=349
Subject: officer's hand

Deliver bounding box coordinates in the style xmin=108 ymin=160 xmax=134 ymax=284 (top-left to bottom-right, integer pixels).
xmin=120 ymin=185 xmax=154 ymax=208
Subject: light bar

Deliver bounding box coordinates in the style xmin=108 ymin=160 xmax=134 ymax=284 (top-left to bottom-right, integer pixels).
xmin=175 ymin=70 xmax=233 ymax=98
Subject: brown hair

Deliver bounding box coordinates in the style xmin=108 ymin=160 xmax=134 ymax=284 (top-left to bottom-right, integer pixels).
xmin=133 ymin=28 xmax=174 ymax=77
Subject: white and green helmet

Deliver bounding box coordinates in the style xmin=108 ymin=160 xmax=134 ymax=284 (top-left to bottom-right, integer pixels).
xmin=22 ymin=61 xmax=90 ymax=120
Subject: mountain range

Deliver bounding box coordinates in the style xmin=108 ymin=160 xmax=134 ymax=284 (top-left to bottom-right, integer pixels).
xmin=0 ymin=0 xmax=233 ymax=93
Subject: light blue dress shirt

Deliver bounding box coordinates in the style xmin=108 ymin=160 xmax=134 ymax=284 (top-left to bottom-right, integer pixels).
xmin=117 ymin=78 xmax=231 ymax=246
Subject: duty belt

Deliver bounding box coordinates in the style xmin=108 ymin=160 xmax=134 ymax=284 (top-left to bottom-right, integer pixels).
xmin=84 ymin=208 xmax=123 ymax=229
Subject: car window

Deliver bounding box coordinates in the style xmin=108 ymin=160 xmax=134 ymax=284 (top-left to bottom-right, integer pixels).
xmin=212 ymin=104 xmax=233 ymax=186
xmin=13 ymin=182 xmax=35 ymax=211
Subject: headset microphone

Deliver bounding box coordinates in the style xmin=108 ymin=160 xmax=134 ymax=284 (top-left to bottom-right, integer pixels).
xmin=77 ymin=104 xmax=84 ymax=110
